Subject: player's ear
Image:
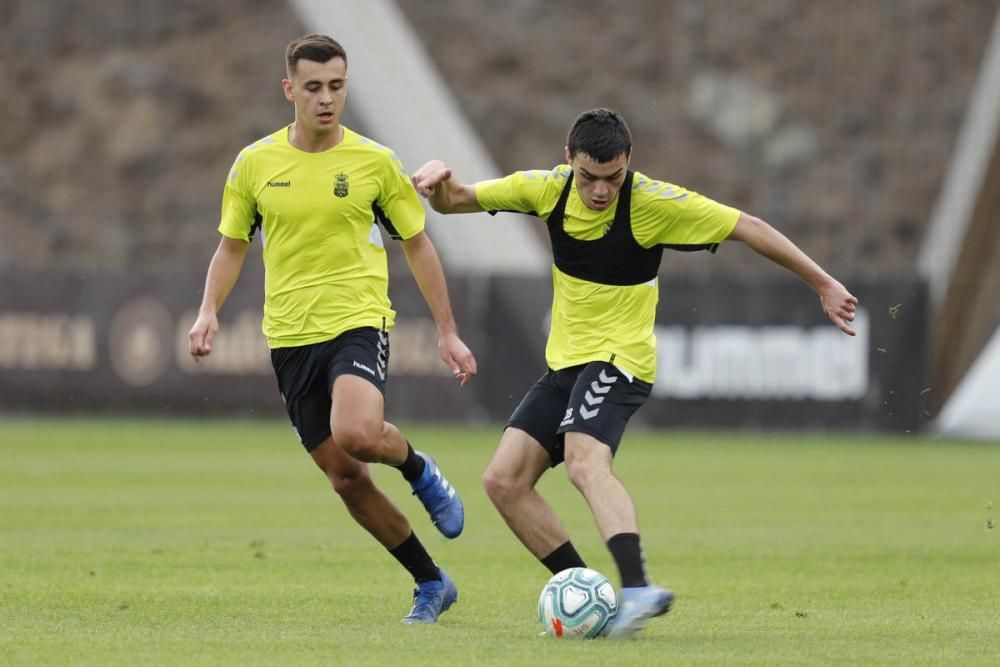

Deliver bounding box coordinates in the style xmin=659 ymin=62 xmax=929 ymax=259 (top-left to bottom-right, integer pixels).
xmin=282 ymin=78 xmax=294 ymax=102
xmin=564 ymin=146 xmax=571 ymax=164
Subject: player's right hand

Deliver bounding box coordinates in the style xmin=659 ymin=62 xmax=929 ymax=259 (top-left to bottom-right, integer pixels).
xmin=411 ymin=160 xmax=452 ymax=198
xmin=188 ymin=312 xmax=220 ymax=363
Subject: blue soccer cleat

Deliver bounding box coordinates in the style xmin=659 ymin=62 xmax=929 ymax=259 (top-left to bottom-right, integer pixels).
xmin=410 ymin=452 xmax=464 ymax=538
xmin=401 ymin=569 xmax=458 ymax=624
xmin=606 ymin=584 xmax=675 ymax=638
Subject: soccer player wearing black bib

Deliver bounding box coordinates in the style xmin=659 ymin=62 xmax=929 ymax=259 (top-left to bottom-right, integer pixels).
xmin=412 ymin=108 xmax=857 ymax=637
xmin=188 ymin=35 xmax=477 ymax=624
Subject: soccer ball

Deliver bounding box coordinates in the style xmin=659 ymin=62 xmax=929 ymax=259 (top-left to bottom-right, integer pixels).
xmin=538 ymin=567 xmax=618 ymax=639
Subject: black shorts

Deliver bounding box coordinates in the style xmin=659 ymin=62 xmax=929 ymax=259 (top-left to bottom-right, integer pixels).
xmin=270 ymin=327 xmax=389 ymax=451
xmin=506 ymin=361 xmax=652 ymax=466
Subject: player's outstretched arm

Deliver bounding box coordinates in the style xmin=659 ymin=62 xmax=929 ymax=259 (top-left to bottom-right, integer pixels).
xmin=411 ymin=160 xmax=484 ymax=214
xmin=727 ymin=212 xmax=858 ymax=335
xmin=188 ymin=236 xmax=250 ymax=363
xmin=399 ymin=231 xmax=478 ymax=385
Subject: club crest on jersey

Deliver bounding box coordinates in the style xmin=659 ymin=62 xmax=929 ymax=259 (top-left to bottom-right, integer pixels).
xmin=333 ymin=172 xmax=349 ymax=198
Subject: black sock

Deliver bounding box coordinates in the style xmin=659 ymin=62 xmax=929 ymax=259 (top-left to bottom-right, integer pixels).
xmin=540 ymin=541 xmax=587 ymax=575
xmin=607 ymin=532 xmax=648 ymax=588
xmin=388 ymin=532 xmax=441 ymax=584
xmin=394 ymin=442 xmax=426 ymax=482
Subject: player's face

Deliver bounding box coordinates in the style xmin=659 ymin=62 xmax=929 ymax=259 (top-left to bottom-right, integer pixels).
xmin=566 ymin=149 xmax=630 ymax=210
xmin=283 ymin=57 xmax=348 ymax=135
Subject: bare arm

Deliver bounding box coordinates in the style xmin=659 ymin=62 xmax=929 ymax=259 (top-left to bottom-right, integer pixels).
xmin=727 ymin=212 xmax=858 ymax=335
xmin=411 ymin=160 xmax=484 ymax=214
xmin=399 ymin=230 xmax=478 ymax=385
xmin=188 ymin=236 xmax=250 ymax=362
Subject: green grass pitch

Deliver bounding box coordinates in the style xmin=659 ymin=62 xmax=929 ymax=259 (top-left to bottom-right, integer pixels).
xmin=1 ymin=418 xmax=998 ymax=665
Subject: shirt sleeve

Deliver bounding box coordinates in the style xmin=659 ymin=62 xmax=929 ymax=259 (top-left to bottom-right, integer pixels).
xmin=474 ymin=168 xmax=564 ymax=216
xmin=632 ymin=180 xmax=741 ymax=247
xmin=218 ymin=153 xmax=258 ymax=242
xmin=375 ymin=150 xmax=425 ymax=241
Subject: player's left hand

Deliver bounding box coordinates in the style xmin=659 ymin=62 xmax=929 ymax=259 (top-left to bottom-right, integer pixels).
xmin=819 ymin=280 xmax=859 ymax=336
xmin=439 ymin=331 xmax=477 ymax=386
xmin=188 ymin=311 xmax=220 ymax=363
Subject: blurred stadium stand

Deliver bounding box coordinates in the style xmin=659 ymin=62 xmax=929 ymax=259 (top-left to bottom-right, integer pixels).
xmin=394 ymin=0 xmax=997 ymax=281
xmin=1 ymin=0 xmax=998 ymax=435
xmin=2 ymin=0 xmax=993 ymax=277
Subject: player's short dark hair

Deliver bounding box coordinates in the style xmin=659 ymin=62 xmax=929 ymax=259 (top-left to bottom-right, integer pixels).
xmin=285 ymin=34 xmax=347 ymax=77
xmin=566 ymin=108 xmax=633 ymax=163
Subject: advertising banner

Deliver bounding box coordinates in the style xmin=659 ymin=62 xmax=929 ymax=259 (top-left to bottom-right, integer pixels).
xmin=0 ymin=270 xmax=927 ymax=431
xmin=478 ymin=275 xmax=929 ymax=432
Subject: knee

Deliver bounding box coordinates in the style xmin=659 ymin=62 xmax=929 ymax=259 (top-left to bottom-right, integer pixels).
xmin=328 ymin=466 xmax=374 ymax=502
xmin=565 ymin=456 xmax=602 ymax=492
xmin=332 ymin=422 xmax=381 ymax=462
xmin=482 ymin=467 xmax=520 ymax=506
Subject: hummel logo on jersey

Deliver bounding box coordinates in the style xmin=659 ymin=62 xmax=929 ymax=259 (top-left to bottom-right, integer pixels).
xmin=580 ymin=369 xmax=618 ymax=420
xmin=266 ymin=180 xmax=291 ymax=187
xmin=352 ymin=360 xmax=375 ymax=376
xmin=560 ymin=407 xmax=574 ymax=426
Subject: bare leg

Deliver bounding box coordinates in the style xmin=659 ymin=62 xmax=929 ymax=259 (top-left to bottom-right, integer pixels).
xmin=315 ymin=373 xmax=417 ymax=547
xmin=309 ymin=435 xmax=411 ymax=548
xmin=329 ymin=373 xmax=463 ymax=538
xmin=482 ymin=427 xmax=569 ymax=558
xmin=330 ymin=374 xmax=408 ymax=465
xmin=563 ymin=431 xmax=639 ymax=539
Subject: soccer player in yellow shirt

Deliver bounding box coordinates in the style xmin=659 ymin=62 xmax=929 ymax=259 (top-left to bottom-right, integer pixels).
xmin=188 ymin=35 xmax=476 ymax=624
xmin=411 ymin=108 xmax=857 ymax=636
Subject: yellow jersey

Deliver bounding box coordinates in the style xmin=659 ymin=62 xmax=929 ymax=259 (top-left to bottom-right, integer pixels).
xmin=219 ymin=126 xmax=425 ymax=348
xmin=475 ymin=165 xmax=739 ymax=382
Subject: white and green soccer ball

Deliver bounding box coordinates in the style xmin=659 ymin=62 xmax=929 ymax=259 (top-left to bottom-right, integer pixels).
xmin=538 ymin=567 xmax=618 ymax=639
